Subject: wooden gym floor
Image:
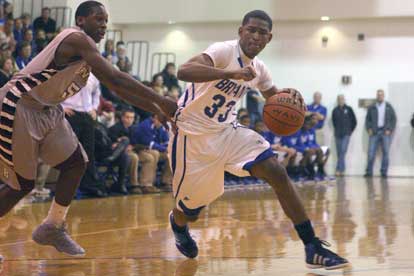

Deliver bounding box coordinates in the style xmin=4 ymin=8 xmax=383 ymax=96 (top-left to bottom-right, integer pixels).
xmin=0 ymin=177 xmax=413 ymax=276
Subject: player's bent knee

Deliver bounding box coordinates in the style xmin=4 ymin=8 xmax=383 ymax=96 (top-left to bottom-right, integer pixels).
xmin=55 ymin=145 xmax=87 ymax=172
xmin=16 ymin=174 xmax=35 ymax=194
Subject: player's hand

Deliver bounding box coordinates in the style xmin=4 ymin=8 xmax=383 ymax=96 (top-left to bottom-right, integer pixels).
xmin=229 ymin=65 xmax=256 ymax=81
xmin=158 ymin=97 xmax=178 ymax=119
xmin=64 ymin=108 xmax=75 ymax=117
xmin=277 ymin=88 xmax=307 ymax=112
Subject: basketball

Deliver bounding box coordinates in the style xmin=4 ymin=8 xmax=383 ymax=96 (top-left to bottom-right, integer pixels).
xmin=263 ymin=91 xmax=306 ymax=136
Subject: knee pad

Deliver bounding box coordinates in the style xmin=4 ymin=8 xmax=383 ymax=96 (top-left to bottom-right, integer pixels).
xmin=16 ymin=174 xmax=35 ymax=193
xmin=55 ymin=146 xmax=87 ymax=172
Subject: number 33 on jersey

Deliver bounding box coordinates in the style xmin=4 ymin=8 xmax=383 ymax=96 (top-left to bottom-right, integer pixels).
xmin=174 ymin=40 xmax=274 ymax=135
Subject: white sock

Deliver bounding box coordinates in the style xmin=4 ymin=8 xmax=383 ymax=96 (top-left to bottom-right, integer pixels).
xmin=43 ymin=199 xmax=69 ymax=226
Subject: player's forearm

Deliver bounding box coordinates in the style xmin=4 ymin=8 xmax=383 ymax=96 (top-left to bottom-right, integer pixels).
xmin=109 ymin=73 xmax=163 ymax=114
xmin=177 ymin=63 xmax=232 ymax=82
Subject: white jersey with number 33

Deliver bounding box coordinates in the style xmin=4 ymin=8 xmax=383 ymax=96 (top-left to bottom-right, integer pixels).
xmin=175 ymin=40 xmax=274 ymax=135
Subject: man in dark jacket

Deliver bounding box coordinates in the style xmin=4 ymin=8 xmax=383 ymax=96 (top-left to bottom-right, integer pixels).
xmin=332 ymin=95 xmax=357 ymax=176
xmin=365 ymin=89 xmax=397 ymax=178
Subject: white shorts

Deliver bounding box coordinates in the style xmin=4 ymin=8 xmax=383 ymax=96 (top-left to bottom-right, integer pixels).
xmin=167 ymin=124 xmax=274 ymax=217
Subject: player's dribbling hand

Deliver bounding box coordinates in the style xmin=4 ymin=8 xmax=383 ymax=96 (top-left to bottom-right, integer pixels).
xmin=277 ymin=88 xmax=307 ymax=112
xmin=230 ymin=65 xmax=256 ymax=81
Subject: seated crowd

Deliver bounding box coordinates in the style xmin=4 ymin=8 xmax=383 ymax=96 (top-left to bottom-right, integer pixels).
xmin=233 ymin=107 xmax=331 ymax=186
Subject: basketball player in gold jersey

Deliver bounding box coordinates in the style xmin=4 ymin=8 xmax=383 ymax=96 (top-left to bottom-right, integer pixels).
xmin=0 ymin=1 xmax=176 ymax=261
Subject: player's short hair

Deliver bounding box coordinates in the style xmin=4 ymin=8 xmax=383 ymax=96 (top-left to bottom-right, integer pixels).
xmin=75 ymin=1 xmax=104 ymax=25
xmin=242 ymin=10 xmax=273 ymax=31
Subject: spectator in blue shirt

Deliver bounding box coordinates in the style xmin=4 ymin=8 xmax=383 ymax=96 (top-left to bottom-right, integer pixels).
xmin=131 ymin=114 xmax=172 ymax=193
xmin=307 ymin=92 xmax=327 ymax=145
xmin=15 ymin=41 xmax=32 ymax=70
xmin=13 ymin=18 xmax=24 ymax=44
xmin=255 ymin=120 xmax=296 ymax=168
xmin=300 ymin=115 xmax=328 ymax=180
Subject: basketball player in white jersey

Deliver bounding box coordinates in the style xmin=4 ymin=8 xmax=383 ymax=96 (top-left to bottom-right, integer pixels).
xmin=168 ymin=10 xmax=348 ymax=270
xmin=0 ymin=1 xmax=176 ymax=261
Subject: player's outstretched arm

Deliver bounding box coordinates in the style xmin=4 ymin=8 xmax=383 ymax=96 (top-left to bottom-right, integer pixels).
xmin=62 ymin=32 xmax=177 ymax=117
xmin=178 ymin=54 xmax=256 ymax=83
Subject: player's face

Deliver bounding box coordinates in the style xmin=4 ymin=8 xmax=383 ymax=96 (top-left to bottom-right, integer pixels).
xmin=238 ymin=18 xmax=272 ymax=58
xmin=79 ymin=6 xmax=108 ymax=43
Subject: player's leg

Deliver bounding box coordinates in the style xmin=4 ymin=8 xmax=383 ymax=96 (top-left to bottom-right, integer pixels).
xmin=226 ymin=127 xmax=348 ymax=270
xmin=167 ymin=130 xmax=225 ymax=258
xmin=32 ymin=115 xmax=87 ymax=256
xmin=250 ymin=158 xmax=348 ymax=269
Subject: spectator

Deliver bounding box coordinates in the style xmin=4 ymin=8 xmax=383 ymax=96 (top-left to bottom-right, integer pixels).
xmin=3 ymin=1 xmax=12 ymax=19
xmin=61 ymin=73 xmax=106 ymax=197
xmin=102 ymin=39 xmax=116 ymax=64
xmin=33 ymin=7 xmax=56 ymax=39
xmin=94 ymin=122 xmax=130 ymax=195
xmin=161 ymin=62 xmax=180 ymax=90
xmin=109 ymin=108 xmax=142 ymax=194
xmin=15 ymin=41 xmax=32 ymax=70
xmin=0 ymin=42 xmax=17 ymax=73
xmin=97 ymin=96 xmax=116 ymax=128
xmin=246 ymin=89 xmax=264 ymax=125
xmin=281 ymin=130 xmax=306 ymax=181
xmin=20 ymin=29 xmax=37 ymax=54
xmin=21 ymin=13 xmax=33 ymax=32
xmin=239 ymin=114 xmax=251 ymax=128
xmin=167 ymin=85 xmax=181 ymax=101
xmin=131 ymin=114 xmax=172 ymax=193
xmin=332 ymin=95 xmax=357 ymax=177
xmin=116 ymin=58 xmax=131 ymax=73
xmin=115 ymin=41 xmax=131 ymax=71
xmin=365 ymin=89 xmax=397 ymax=178
xmin=151 ymin=73 xmax=167 ymax=96
xmin=4 ymin=18 xmax=16 ymax=50
xmin=301 ymin=114 xmax=328 ymax=181
xmin=33 ymin=163 xmax=51 ymax=197
xmin=307 ymin=91 xmax=327 ymax=143
xmin=0 ymin=57 xmax=13 ymax=87
xmin=254 ymin=120 xmax=296 ymax=168
xmin=13 ymin=18 xmax=24 ymax=44
xmin=34 ymin=29 xmax=48 ymax=54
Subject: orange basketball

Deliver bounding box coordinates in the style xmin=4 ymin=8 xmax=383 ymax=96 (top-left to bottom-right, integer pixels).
xmin=263 ymin=91 xmax=306 ymax=136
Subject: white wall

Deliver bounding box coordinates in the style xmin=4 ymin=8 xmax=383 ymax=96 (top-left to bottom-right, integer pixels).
xmin=107 ymin=0 xmax=414 ymax=24
xmin=118 ymin=17 xmax=414 ymax=176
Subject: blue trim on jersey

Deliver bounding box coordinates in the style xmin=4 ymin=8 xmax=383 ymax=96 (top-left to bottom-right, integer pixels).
xmin=171 ymin=131 xmax=178 ymax=176
xmin=174 ymin=135 xmax=187 ymax=199
xmin=191 ymin=83 xmax=195 ymax=100
xmin=182 ymin=89 xmax=189 ymax=107
xmin=237 ymin=57 xmax=243 ymax=68
xmin=178 ymin=200 xmax=205 ymax=217
xmin=242 ymin=148 xmax=276 ymax=172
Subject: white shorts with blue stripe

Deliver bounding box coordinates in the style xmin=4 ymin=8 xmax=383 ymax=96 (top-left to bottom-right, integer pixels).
xmin=168 ymin=123 xmax=274 ymax=216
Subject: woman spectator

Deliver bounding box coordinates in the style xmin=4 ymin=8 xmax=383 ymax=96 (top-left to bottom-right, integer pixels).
xmin=151 ymin=73 xmax=167 ymax=96
xmin=161 ymin=62 xmax=180 ymax=90
xmin=0 ymin=57 xmax=13 ymax=87
xmin=102 ymin=39 xmax=116 ymax=64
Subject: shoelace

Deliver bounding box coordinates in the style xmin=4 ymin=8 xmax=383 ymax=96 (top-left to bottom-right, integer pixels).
xmin=313 ymin=238 xmax=344 ymax=260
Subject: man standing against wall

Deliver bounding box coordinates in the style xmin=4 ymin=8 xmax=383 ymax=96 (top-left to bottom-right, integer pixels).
xmin=332 ymin=95 xmax=357 ymax=177
xmin=307 ymin=92 xmax=327 ymax=144
xmin=365 ymin=89 xmax=397 ymax=178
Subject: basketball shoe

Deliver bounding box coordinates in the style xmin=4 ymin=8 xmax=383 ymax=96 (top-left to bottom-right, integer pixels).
xmin=169 ymin=211 xmax=198 ymax=258
xmin=305 ymin=238 xmax=349 ymax=270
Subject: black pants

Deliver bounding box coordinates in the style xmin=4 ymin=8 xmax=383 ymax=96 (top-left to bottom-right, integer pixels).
xmin=66 ymin=111 xmax=100 ymax=188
